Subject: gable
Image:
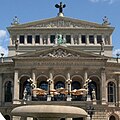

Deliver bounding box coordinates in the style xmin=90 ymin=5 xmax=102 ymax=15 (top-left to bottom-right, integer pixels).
xmin=14 ymin=45 xmax=107 ymax=59
xmin=8 ymin=16 xmax=113 ymax=30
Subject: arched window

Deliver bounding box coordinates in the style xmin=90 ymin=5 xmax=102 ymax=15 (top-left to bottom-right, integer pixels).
xmin=108 ymin=82 xmax=116 ymax=102
xmin=4 ymin=115 xmax=10 ymax=120
xmin=5 ymin=81 xmax=12 ymax=102
xmin=109 ymin=115 xmax=116 ymax=120
xmin=39 ymin=81 xmax=48 ymax=91
xmin=71 ymin=81 xmax=81 ymax=90
xmin=55 ymin=81 xmax=65 ymax=89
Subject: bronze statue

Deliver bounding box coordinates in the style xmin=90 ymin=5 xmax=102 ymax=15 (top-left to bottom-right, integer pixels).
xmin=55 ymin=2 xmax=66 ymax=14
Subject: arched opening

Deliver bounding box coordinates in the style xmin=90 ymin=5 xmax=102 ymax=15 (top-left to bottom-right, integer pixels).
xmin=39 ymin=81 xmax=48 ymax=91
xmin=4 ymin=115 xmax=10 ymax=120
xmin=4 ymin=81 xmax=12 ymax=102
xmin=109 ymin=115 xmax=116 ymax=120
xmin=71 ymin=76 xmax=83 ymax=101
xmin=54 ymin=76 xmax=66 ymax=101
xmin=108 ymin=82 xmax=116 ymax=102
xmin=89 ymin=76 xmax=100 ymax=100
xmin=19 ymin=76 xmax=29 ymax=99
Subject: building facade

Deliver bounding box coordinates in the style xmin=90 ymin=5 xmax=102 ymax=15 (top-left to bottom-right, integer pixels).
xmin=0 ymin=3 xmax=120 ymax=120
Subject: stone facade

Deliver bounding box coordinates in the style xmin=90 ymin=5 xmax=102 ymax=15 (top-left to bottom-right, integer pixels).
xmin=0 ymin=14 xmax=120 ymax=120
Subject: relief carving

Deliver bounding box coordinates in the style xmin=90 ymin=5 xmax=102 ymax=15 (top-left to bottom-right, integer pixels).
xmin=39 ymin=48 xmax=80 ymax=58
xmin=29 ymin=20 xmax=95 ymax=28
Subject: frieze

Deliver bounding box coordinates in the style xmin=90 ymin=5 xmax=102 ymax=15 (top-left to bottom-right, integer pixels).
xmin=29 ymin=20 xmax=95 ymax=28
xmin=39 ymin=48 xmax=80 ymax=58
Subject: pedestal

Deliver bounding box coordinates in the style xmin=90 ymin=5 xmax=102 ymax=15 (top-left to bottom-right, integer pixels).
xmin=67 ymin=95 xmax=71 ymax=101
xmin=47 ymin=95 xmax=51 ymax=101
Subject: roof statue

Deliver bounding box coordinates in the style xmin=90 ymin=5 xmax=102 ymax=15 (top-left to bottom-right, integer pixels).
xmin=57 ymin=34 xmax=66 ymax=45
xmin=55 ymin=2 xmax=66 ymax=17
xmin=11 ymin=16 xmax=19 ymax=25
xmin=102 ymin=16 xmax=111 ymax=26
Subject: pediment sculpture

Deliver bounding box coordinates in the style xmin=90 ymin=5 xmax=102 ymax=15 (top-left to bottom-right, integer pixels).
xmin=29 ymin=20 xmax=95 ymax=28
xmin=39 ymin=48 xmax=80 ymax=58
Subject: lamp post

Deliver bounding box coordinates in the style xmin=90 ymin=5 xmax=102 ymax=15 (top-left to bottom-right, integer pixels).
xmin=84 ymin=79 xmax=92 ymax=101
xmin=47 ymin=79 xmax=53 ymax=101
xmin=66 ymin=73 xmax=72 ymax=101
xmin=87 ymin=105 xmax=95 ymax=120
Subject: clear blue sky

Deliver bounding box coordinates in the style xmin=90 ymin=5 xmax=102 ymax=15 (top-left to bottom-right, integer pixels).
xmin=0 ymin=0 xmax=120 ymax=56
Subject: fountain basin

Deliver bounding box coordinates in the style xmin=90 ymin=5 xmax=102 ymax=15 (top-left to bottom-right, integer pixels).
xmin=11 ymin=105 xmax=87 ymax=119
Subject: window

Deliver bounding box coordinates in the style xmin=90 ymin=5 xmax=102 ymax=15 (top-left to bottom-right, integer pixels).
xmin=97 ymin=35 xmax=102 ymax=44
xmin=66 ymin=35 xmax=71 ymax=44
xmin=81 ymin=35 xmax=86 ymax=44
xmin=89 ymin=35 xmax=94 ymax=44
xmin=19 ymin=35 xmax=24 ymax=44
xmin=50 ymin=35 xmax=55 ymax=44
xmin=108 ymin=82 xmax=116 ymax=102
xmin=35 ymin=35 xmax=40 ymax=44
xmin=5 ymin=81 xmax=12 ymax=102
xmin=71 ymin=81 xmax=81 ymax=90
xmin=27 ymin=35 xmax=32 ymax=44
xmin=109 ymin=115 xmax=116 ymax=120
xmin=55 ymin=81 xmax=65 ymax=89
xmin=39 ymin=81 xmax=48 ymax=91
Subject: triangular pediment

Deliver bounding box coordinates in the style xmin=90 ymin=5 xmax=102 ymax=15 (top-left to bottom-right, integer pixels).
xmin=8 ymin=16 xmax=112 ymax=30
xmin=14 ymin=46 xmax=107 ymax=60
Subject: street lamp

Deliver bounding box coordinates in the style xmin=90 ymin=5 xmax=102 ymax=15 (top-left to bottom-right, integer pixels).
xmin=47 ymin=79 xmax=53 ymax=95
xmin=66 ymin=79 xmax=72 ymax=95
xmin=87 ymin=105 xmax=95 ymax=120
xmin=83 ymin=79 xmax=92 ymax=101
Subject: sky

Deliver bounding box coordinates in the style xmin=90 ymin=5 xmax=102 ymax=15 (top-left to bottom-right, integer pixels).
xmin=0 ymin=0 xmax=120 ymax=57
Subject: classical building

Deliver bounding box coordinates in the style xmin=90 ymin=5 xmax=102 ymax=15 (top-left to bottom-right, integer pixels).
xmin=0 ymin=2 xmax=120 ymax=120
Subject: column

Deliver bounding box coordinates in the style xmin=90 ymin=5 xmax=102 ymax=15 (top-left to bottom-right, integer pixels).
xmin=79 ymin=34 xmax=81 ymax=44
xmin=40 ymin=34 xmax=43 ymax=45
xmin=9 ymin=35 xmax=12 ymax=45
xmin=32 ymin=35 xmax=35 ymax=45
xmin=102 ymin=34 xmax=105 ymax=45
xmin=118 ymin=76 xmax=120 ymax=106
xmin=13 ymin=70 xmax=20 ymax=104
xmin=71 ymin=34 xmax=74 ymax=45
xmin=86 ymin=34 xmax=89 ymax=45
xmin=66 ymin=118 xmax=72 ymax=120
xmin=110 ymin=34 xmax=112 ymax=45
xmin=101 ymin=68 xmax=106 ymax=105
xmin=50 ymin=72 xmax=54 ymax=89
xmin=0 ymin=74 xmax=2 ymax=106
xmin=48 ymin=34 xmax=50 ymax=44
xmin=32 ymin=70 xmax=36 ymax=87
xmin=27 ymin=117 xmax=33 ymax=120
xmin=94 ymin=34 xmax=97 ymax=45
xmin=25 ymin=35 xmax=27 ymax=45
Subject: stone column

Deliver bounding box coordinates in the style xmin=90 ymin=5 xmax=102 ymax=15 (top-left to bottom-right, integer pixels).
xmin=40 ymin=34 xmax=43 ymax=45
xmin=0 ymin=74 xmax=2 ymax=106
xmin=102 ymin=34 xmax=105 ymax=45
xmin=101 ymin=68 xmax=106 ymax=105
xmin=27 ymin=117 xmax=33 ymax=120
xmin=86 ymin=34 xmax=89 ymax=45
xmin=50 ymin=72 xmax=54 ymax=89
xmin=13 ymin=70 xmax=20 ymax=104
xmin=79 ymin=34 xmax=81 ymax=44
xmin=118 ymin=76 xmax=120 ymax=106
xmin=32 ymin=35 xmax=35 ymax=45
xmin=110 ymin=34 xmax=112 ymax=45
xmin=48 ymin=34 xmax=51 ymax=44
xmin=71 ymin=34 xmax=74 ymax=45
xmin=25 ymin=35 xmax=27 ymax=45
xmin=32 ymin=69 xmax=36 ymax=87
xmin=94 ymin=34 xmax=97 ymax=45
